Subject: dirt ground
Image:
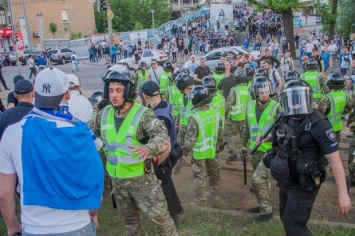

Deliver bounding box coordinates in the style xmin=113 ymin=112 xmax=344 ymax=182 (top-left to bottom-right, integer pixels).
xmin=172 ymin=125 xmax=355 ymax=224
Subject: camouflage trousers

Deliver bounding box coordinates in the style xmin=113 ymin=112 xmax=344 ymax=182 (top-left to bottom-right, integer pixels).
xmin=112 ymin=173 xmax=177 ymax=236
xmin=99 ymin=149 xmax=111 ymax=190
xmin=251 ymin=150 xmax=272 ymax=215
xmin=192 ymin=157 xmax=219 ymax=206
xmin=313 ymin=98 xmax=321 ymax=109
xmin=349 ymin=136 xmax=355 ymax=165
xmin=174 ymin=124 xmax=187 ymax=169
xmin=224 ymin=119 xmax=245 ymax=155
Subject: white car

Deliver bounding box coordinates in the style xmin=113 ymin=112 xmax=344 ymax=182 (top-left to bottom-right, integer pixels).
xmin=183 ymin=47 xmax=260 ymax=72
xmin=118 ymin=49 xmax=168 ymax=70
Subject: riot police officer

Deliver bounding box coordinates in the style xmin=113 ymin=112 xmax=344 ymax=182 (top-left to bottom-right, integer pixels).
xmin=212 ymin=62 xmax=226 ymax=86
xmin=135 ymin=61 xmax=149 ymax=89
xmin=160 ymin=61 xmax=175 ymax=99
xmin=284 ymin=70 xmax=300 ymax=83
xmin=264 ymin=79 xmax=351 ymax=236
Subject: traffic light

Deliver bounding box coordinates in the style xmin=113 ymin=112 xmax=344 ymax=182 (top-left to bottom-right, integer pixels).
xmin=98 ymin=0 xmax=107 ymax=12
xmin=14 ymin=32 xmax=19 ymax=42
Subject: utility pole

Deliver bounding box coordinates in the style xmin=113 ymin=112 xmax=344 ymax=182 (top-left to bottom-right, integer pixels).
xmin=7 ymin=0 xmax=21 ymax=75
xmin=21 ymin=0 xmax=32 ymax=50
xmin=107 ymin=0 xmax=113 ymax=45
xmin=36 ymin=12 xmax=44 ymax=50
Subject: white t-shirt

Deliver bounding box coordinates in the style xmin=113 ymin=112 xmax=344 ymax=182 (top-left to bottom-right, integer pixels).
xmin=281 ymin=57 xmax=294 ymax=72
xmin=148 ymin=66 xmax=164 ymax=84
xmin=268 ymin=68 xmax=282 ymax=92
xmin=328 ymin=44 xmax=337 ymax=53
xmin=305 ymin=43 xmax=314 ymax=53
xmin=68 ymin=90 xmax=93 ymax=123
xmin=0 ymin=119 xmax=90 ymax=234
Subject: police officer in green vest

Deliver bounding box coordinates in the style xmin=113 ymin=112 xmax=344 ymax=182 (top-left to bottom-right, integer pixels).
xmin=212 ymin=62 xmax=226 ymax=86
xmin=225 ymin=69 xmax=251 ymax=163
xmin=173 ymin=72 xmax=195 ymax=174
xmin=300 ymin=59 xmax=328 ymax=106
xmin=182 ymin=85 xmax=224 ymax=206
xmin=318 ymin=72 xmax=351 ymax=142
xmin=284 ymin=70 xmax=300 ymax=83
xmin=160 ymin=61 xmax=174 ymax=100
xmin=136 ymin=61 xmax=149 ymax=88
xmin=98 ymin=67 xmax=177 ymax=235
xmin=244 ymin=64 xmax=255 ymax=86
xmin=167 ymin=70 xmax=183 ymax=121
xmin=241 ymin=76 xmax=281 ymax=221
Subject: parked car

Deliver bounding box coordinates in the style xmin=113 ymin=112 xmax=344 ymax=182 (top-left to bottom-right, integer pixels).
xmin=183 ymin=47 xmax=260 ymax=72
xmin=9 ymin=51 xmax=26 ymax=65
xmin=50 ymin=48 xmax=73 ymax=64
xmin=117 ymin=49 xmax=168 ymax=70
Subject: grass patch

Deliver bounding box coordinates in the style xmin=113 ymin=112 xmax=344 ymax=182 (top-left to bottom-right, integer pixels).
xmin=1 ymin=196 xmax=355 ymax=235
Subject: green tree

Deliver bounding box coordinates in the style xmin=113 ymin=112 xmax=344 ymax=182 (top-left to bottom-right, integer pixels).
xmin=94 ymin=0 xmax=171 ymax=33
xmin=134 ymin=22 xmax=144 ymax=31
xmin=315 ymin=1 xmax=338 ymax=40
xmin=49 ymin=23 xmax=58 ymax=38
xmin=248 ymin=0 xmax=301 ymax=57
xmin=336 ymin=0 xmax=355 ymax=35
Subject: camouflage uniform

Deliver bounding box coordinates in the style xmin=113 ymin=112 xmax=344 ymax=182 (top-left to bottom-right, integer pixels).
xmin=225 ymin=88 xmax=246 ymax=156
xmin=347 ymin=111 xmax=355 ymax=168
xmin=318 ymin=93 xmax=352 ymax=142
xmin=300 ymin=72 xmax=329 ymax=109
xmin=183 ymin=106 xmax=224 ymax=206
xmin=241 ymin=100 xmax=282 ymax=216
xmin=94 ymin=103 xmax=177 ymax=236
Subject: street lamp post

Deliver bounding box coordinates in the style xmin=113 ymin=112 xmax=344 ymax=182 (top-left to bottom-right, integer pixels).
xmin=150 ymin=9 xmax=155 ymax=48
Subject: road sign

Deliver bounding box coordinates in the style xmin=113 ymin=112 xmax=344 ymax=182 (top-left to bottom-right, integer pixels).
xmin=108 ymin=10 xmax=114 ymax=20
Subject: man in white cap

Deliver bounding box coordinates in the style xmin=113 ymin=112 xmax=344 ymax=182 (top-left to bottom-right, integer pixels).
xmin=0 ymin=67 xmax=104 ymax=236
xmin=67 ymin=74 xmax=93 ymax=122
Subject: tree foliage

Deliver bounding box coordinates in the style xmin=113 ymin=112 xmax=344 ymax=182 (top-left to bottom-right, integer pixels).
xmin=336 ymin=0 xmax=355 ymax=35
xmin=95 ymin=0 xmax=172 ymax=33
xmin=48 ymin=23 xmax=58 ymax=36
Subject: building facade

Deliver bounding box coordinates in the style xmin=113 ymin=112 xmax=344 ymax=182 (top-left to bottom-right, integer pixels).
xmin=5 ymin=0 xmax=95 ymax=51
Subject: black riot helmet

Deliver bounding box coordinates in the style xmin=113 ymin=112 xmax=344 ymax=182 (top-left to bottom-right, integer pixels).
xmin=327 ymin=72 xmax=345 ymax=90
xmin=89 ymin=91 xmax=110 ymax=112
xmin=103 ymin=67 xmax=137 ymax=103
xmin=284 ymin=70 xmax=300 ymax=82
xmin=280 ymin=80 xmax=313 ymax=117
xmin=163 ymin=61 xmax=174 ymax=72
xmin=190 ymin=85 xmax=213 ymax=108
xmin=244 ymin=64 xmax=255 ymax=80
xmin=215 ymin=62 xmax=225 ymax=74
xmin=255 ymin=68 xmax=269 ymax=77
xmin=305 ymin=59 xmax=318 ymax=71
xmin=202 ymin=76 xmax=217 ymax=94
xmin=179 ymin=68 xmax=190 ymax=75
xmin=253 ymin=76 xmax=273 ymax=103
xmin=234 ymin=69 xmax=248 ymax=85
xmin=139 ymin=61 xmax=147 ymax=70
xmin=175 ymin=72 xmax=194 ymax=93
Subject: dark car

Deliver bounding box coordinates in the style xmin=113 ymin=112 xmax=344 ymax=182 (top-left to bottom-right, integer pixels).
xmin=2 ymin=54 xmax=10 ymax=66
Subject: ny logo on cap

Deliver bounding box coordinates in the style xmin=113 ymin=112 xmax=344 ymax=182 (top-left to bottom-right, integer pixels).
xmin=42 ymin=84 xmax=51 ymax=93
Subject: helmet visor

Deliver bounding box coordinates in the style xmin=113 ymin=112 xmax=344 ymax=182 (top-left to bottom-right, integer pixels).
xmin=280 ymin=87 xmax=313 ymax=116
xmin=254 ymin=81 xmax=273 ymax=98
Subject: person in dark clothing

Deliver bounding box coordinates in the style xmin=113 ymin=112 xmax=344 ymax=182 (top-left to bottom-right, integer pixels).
xmin=0 ymin=63 xmax=10 ymax=91
xmin=7 ymin=75 xmax=25 ymax=109
xmin=0 ymin=80 xmax=34 ymax=139
xmin=141 ymin=81 xmax=184 ymax=227
xmin=194 ymin=58 xmax=211 ymax=85
xmin=217 ymin=66 xmax=237 ymax=99
xmin=258 ymin=48 xmax=281 ymax=69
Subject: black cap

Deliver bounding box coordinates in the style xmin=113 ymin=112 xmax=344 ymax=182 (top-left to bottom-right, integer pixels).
xmin=13 ymin=75 xmax=24 ymax=84
xmin=230 ymin=66 xmax=237 ymax=74
xmin=15 ymin=80 xmax=33 ymax=94
xmin=141 ymin=81 xmax=160 ymax=96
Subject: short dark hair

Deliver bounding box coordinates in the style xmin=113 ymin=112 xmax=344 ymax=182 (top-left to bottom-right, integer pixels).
xmin=264 ymin=59 xmax=272 ymax=65
xmin=221 ymin=54 xmax=227 ymax=58
xmin=237 ymin=62 xmax=244 ymax=68
xmin=232 ymin=55 xmax=238 ymax=60
xmin=228 ymin=51 xmax=234 ymax=55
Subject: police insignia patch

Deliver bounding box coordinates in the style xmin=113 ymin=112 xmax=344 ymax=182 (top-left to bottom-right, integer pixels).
xmin=325 ymin=129 xmax=336 ymax=141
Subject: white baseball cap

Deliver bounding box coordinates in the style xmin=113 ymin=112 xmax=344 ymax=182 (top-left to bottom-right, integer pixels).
xmin=34 ymin=67 xmax=69 ymax=109
xmin=67 ymin=74 xmax=80 ymax=88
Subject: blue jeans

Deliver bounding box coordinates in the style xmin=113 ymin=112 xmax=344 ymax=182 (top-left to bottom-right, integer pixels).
xmin=273 ymin=49 xmax=279 ymax=58
xmin=22 ymin=221 xmax=95 ymax=236
xmin=29 ymin=67 xmax=36 ymax=79
xmin=340 ymin=68 xmax=348 ymax=76
xmin=111 ymin=54 xmax=116 ymax=64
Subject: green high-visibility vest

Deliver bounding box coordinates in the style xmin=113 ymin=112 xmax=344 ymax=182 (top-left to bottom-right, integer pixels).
xmin=247 ymin=100 xmax=279 ymax=152
xmin=326 ymin=91 xmax=349 ymax=131
xmin=167 ymin=84 xmax=181 ymax=117
xmin=212 ymin=72 xmax=225 ymax=86
xmin=100 ymin=103 xmax=149 ymax=178
xmin=230 ymin=85 xmax=250 ymax=121
xmin=192 ymin=107 xmax=220 ymax=159
xmin=301 ymin=71 xmax=324 ymax=99
xmin=159 ymin=72 xmax=171 ymax=94
xmin=210 ymin=93 xmax=225 ymax=129
xmin=136 ymin=69 xmax=149 ymax=88
xmin=178 ymin=94 xmax=193 ymax=126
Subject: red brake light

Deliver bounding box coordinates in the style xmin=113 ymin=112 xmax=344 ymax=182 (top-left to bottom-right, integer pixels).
xmin=159 ymin=56 xmax=163 ymax=60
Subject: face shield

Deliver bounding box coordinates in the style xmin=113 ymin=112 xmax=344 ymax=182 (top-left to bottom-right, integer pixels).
xmin=280 ymin=87 xmax=313 ymax=117
xmin=254 ymin=80 xmax=273 ymax=103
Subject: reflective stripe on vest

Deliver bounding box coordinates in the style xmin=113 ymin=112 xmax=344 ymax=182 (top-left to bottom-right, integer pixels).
xmin=302 ymin=71 xmax=324 ymax=99
xmin=159 ymin=72 xmax=171 ymax=93
xmin=230 ymin=85 xmax=250 ymax=121
xmin=178 ymin=94 xmax=193 ymax=126
xmin=167 ymin=84 xmax=181 ymax=117
xmin=210 ymin=93 xmax=225 ymax=129
xmin=326 ymin=91 xmax=348 ymax=131
xmin=137 ymin=70 xmax=149 ymax=88
xmin=247 ymin=100 xmax=279 ymax=152
xmin=192 ymin=108 xmax=219 ymax=159
xmin=100 ymin=103 xmax=148 ymax=178
xmin=212 ymin=72 xmax=225 ymax=86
